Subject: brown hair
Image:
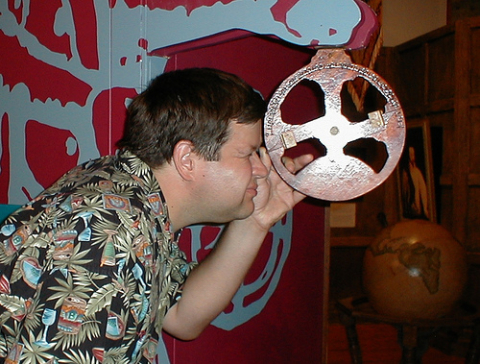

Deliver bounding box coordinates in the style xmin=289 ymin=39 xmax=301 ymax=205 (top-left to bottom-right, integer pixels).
xmin=118 ymin=68 xmax=266 ymax=167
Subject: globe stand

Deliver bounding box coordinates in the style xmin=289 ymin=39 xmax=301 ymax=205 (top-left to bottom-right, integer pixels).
xmin=335 ymin=296 xmax=480 ymax=364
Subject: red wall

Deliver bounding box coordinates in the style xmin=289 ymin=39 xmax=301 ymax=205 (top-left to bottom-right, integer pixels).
xmin=158 ymin=34 xmax=328 ymax=363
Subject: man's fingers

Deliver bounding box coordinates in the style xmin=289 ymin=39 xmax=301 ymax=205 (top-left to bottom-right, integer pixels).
xmin=281 ymin=154 xmax=314 ymax=174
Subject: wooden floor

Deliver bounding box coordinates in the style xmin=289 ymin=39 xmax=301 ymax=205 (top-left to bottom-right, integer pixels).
xmin=327 ymin=323 xmax=466 ymax=363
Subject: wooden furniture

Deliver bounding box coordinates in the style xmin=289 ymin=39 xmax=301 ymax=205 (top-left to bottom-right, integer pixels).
xmin=330 ymin=17 xmax=480 ymax=309
xmin=382 ymin=17 xmax=480 ymax=253
xmin=329 ymin=15 xmax=480 ymax=364
xmin=336 ymin=296 xmax=480 ymax=364
xmin=331 ymin=16 xmax=480 ymax=253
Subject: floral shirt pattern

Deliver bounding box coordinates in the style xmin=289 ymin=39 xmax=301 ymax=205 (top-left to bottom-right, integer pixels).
xmin=0 ymin=150 xmax=196 ymax=364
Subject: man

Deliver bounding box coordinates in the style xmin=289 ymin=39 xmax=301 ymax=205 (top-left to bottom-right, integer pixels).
xmin=0 ymin=68 xmax=312 ymax=363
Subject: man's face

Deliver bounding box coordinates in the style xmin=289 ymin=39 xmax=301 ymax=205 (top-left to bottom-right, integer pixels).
xmin=194 ymin=120 xmax=268 ymax=223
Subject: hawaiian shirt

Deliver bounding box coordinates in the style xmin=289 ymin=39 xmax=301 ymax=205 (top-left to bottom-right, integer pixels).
xmin=0 ymin=150 xmax=196 ymax=364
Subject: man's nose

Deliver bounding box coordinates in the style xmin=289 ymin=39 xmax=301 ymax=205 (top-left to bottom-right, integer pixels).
xmin=251 ymin=151 xmax=268 ymax=178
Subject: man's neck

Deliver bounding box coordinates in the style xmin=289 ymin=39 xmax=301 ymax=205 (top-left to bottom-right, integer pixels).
xmin=151 ymin=165 xmax=193 ymax=232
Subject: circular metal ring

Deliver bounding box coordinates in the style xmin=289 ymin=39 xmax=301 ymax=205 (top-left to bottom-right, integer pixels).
xmin=264 ymin=49 xmax=406 ymax=201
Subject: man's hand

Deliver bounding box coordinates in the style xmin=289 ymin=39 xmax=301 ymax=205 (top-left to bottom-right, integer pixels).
xmin=248 ymin=147 xmax=314 ymax=231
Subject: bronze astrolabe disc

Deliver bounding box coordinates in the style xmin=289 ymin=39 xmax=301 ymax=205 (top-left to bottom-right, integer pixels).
xmin=264 ymin=48 xmax=405 ymax=201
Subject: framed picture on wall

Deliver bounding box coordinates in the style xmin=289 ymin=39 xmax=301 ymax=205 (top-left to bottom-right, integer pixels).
xmin=397 ymin=119 xmax=436 ymax=222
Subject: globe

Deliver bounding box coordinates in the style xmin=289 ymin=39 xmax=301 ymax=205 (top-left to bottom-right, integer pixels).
xmin=363 ymin=219 xmax=468 ymax=319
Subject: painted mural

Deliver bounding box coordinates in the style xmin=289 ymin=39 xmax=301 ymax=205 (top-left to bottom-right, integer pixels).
xmin=0 ymin=1 xmax=376 ymax=362
xmin=0 ymin=0 xmax=376 ymax=206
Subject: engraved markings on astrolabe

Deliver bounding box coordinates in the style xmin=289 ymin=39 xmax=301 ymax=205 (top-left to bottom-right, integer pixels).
xmin=263 ymin=49 xmax=406 ymax=201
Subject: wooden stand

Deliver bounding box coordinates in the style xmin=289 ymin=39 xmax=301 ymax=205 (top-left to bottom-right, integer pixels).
xmin=336 ymin=296 xmax=480 ymax=364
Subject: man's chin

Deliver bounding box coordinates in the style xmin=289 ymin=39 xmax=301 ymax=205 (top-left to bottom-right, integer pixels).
xmin=227 ymin=203 xmax=255 ymax=223
xmin=236 ymin=205 xmax=256 ymax=221
xmin=207 ymin=201 xmax=255 ymax=224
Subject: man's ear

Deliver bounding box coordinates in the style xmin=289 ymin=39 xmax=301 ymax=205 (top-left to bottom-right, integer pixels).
xmin=172 ymin=140 xmax=197 ymax=180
